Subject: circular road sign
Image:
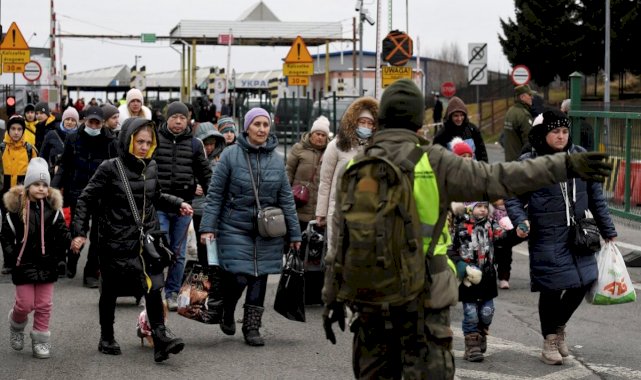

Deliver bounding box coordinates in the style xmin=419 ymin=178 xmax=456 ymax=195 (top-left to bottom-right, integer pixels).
xmin=440 ymin=81 xmax=456 ymax=98
xmin=510 ymin=65 xmax=531 ymax=86
xmin=22 ymin=60 xmax=43 ymax=82
xmin=214 ymin=78 xmax=226 ymax=93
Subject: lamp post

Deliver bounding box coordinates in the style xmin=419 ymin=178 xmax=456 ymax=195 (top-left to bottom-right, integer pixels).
xmin=357 ymin=0 xmax=375 ymax=96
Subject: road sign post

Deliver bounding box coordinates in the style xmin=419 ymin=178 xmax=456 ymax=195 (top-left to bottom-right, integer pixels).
xmin=381 ymin=66 xmax=412 ymax=88
xmin=22 ymin=60 xmax=42 ymax=82
xmin=0 ymin=22 xmax=30 ymax=73
xmin=440 ymin=81 xmax=456 ymax=98
xmin=467 ymin=43 xmax=488 ymax=86
xmin=510 ymin=65 xmax=531 ymax=86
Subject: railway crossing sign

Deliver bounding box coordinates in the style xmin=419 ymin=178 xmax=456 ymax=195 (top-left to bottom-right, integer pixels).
xmin=468 ymin=43 xmax=488 ymax=85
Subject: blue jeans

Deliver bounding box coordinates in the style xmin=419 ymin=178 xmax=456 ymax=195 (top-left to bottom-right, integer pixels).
xmin=158 ymin=211 xmax=192 ymax=297
xmin=462 ymin=299 xmax=495 ymax=335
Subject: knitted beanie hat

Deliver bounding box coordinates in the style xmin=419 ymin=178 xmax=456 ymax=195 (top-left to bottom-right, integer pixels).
xmin=243 ymin=108 xmax=271 ymax=131
xmin=217 ymin=116 xmax=236 ymax=134
xmin=24 ymin=157 xmax=51 ymax=188
xmin=310 ymin=116 xmax=330 ymax=135
xmin=62 ymin=107 xmax=80 ymax=123
xmin=378 ymin=79 xmax=425 ymax=131
xmin=126 ymin=88 xmax=144 ymax=105
xmin=101 ymin=104 xmax=119 ymax=120
xmin=450 ymin=137 xmax=473 ymax=157
xmin=166 ymin=101 xmax=189 ymax=119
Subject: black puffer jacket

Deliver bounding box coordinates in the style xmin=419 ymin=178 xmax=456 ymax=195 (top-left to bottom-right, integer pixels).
xmin=155 ymin=123 xmax=212 ymax=203
xmin=1 ymin=186 xmax=70 ymax=285
xmin=73 ymin=118 xmax=184 ymax=262
xmin=51 ymin=125 xmax=118 ymax=206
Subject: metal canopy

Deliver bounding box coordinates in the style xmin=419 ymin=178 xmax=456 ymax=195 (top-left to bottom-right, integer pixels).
xmin=169 ymin=2 xmax=346 ymax=46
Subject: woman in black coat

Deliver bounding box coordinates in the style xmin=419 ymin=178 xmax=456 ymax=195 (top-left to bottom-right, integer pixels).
xmin=71 ymin=118 xmax=193 ymax=362
xmin=505 ymin=109 xmax=616 ymax=365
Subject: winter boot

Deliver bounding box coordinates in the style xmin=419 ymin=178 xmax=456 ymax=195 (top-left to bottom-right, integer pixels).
xmin=479 ymin=325 xmax=489 ymax=354
xmin=98 ymin=325 xmax=121 ymax=355
xmin=555 ymin=325 xmax=569 ymax=357
xmin=463 ymin=333 xmax=484 ymax=362
xmin=30 ymin=331 xmax=51 ymax=359
xmin=8 ymin=310 xmax=27 ymax=351
xmin=541 ymin=334 xmax=563 ymax=365
xmin=242 ymin=304 xmax=265 ymax=347
xmin=151 ymin=324 xmax=185 ymax=362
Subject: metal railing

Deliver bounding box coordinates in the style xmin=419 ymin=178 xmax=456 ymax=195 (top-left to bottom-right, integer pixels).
xmin=569 ymin=72 xmax=641 ymax=222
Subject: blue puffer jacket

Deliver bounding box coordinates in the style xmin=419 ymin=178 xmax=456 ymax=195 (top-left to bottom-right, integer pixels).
xmin=200 ymin=132 xmax=301 ymax=276
xmin=505 ymin=145 xmax=617 ymax=292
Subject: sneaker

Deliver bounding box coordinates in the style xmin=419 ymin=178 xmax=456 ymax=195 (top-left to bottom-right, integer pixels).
xmin=499 ymin=280 xmax=510 ymax=289
xmin=83 ymin=277 xmax=100 ymax=289
xmin=166 ymin=293 xmax=178 ymax=311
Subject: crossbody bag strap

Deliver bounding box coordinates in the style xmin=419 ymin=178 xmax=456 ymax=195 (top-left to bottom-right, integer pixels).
xmin=245 ymin=151 xmax=262 ymax=211
xmin=114 ymin=158 xmax=144 ymax=230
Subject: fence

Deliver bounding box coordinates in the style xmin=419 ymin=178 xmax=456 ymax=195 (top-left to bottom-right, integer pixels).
xmin=568 ymin=73 xmax=641 ymax=222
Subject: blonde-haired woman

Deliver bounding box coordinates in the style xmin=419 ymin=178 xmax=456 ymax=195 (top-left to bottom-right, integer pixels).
xmin=117 ymin=89 xmax=152 ymax=129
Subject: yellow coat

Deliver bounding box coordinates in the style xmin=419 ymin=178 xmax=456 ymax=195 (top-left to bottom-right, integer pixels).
xmin=24 ymin=120 xmax=37 ymax=146
xmin=1 ymin=132 xmax=38 ymax=192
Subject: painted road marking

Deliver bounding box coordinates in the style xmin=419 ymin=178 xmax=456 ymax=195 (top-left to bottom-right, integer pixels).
xmin=452 ymin=328 xmax=641 ymax=379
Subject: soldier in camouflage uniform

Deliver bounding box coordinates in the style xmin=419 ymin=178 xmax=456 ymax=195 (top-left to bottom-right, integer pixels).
xmin=322 ymin=79 xmax=613 ymax=379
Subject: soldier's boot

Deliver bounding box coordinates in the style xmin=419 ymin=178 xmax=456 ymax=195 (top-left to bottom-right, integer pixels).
xmin=151 ymin=324 xmax=184 ymax=363
xmin=541 ymin=334 xmax=563 ymax=365
xmin=8 ymin=310 xmax=27 ymax=351
xmin=555 ymin=325 xmax=569 ymax=357
xmin=463 ymin=333 xmax=484 ymax=362
xmin=242 ymin=304 xmax=265 ymax=347
xmin=30 ymin=330 xmax=51 ymax=359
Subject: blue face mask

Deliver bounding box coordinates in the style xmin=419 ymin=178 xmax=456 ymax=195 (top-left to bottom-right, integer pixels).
xmin=84 ymin=127 xmax=101 ymax=137
xmin=356 ymin=126 xmax=373 ymax=139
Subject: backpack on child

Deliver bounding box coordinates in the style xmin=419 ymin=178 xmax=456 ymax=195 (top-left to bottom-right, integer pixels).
xmin=333 ymin=145 xmax=425 ymax=308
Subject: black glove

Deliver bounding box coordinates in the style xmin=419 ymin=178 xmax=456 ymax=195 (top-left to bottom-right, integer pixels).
xmin=566 ymin=152 xmax=612 ymax=182
xmin=322 ymin=302 xmax=346 ymax=344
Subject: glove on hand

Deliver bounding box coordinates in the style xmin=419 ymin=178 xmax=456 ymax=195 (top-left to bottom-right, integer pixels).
xmin=463 ymin=265 xmax=482 ymax=287
xmin=322 ymin=302 xmax=346 ymax=344
xmin=566 ymin=152 xmax=612 ymax=183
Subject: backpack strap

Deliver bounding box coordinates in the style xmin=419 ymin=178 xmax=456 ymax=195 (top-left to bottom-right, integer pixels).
xmin=6 ymin=212 xmax=16 ymax=236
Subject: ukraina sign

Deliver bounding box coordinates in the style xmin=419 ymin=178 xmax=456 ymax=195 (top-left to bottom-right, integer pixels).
xmin=382 ymin=66 xmax=412 ymax=88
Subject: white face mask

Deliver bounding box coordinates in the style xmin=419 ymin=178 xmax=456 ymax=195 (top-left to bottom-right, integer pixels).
xmin=84 ymin=127 xmax=101 ymax=137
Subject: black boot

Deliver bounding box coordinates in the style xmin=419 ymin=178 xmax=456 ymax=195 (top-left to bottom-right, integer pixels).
xmin=219 ymin=306 xmax=236 ymax=336
xmin=66 ymin=250 xmax=79 ymax=279
xmin=98 ymin=325 xmax=121 ymax=355
xmin=151 ymin=325 xmax=184 ymax=363
xmin=206 ymin=266 xmax=224 ymax=324
xmin=242 ymin=305 xmax=265 ymax=346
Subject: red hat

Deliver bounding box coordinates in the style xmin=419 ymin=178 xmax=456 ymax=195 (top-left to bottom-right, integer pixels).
xmin=450 ymin=137 xmax=473 ymax=157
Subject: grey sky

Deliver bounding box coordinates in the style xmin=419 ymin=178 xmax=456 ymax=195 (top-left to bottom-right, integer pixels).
xmin=2 ymin=0 xmax=515 ymax=76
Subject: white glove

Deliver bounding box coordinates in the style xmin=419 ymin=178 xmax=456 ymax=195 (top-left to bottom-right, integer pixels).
xmin=463 ymin=266 xmax=482 ymax=287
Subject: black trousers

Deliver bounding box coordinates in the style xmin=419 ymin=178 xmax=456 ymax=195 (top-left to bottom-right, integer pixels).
xmin=538 ymin=284 xmax=592 ymax=337
xmin=223 ymin=272 xmax=268 ymax=313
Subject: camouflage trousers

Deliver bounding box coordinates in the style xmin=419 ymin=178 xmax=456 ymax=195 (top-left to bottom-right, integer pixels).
xmin=350 ymin=300 xmax=455 ymax=380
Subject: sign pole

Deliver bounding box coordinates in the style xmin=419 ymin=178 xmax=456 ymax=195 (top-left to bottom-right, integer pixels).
xmin=225 ymin=28 xmax=232 ymax=104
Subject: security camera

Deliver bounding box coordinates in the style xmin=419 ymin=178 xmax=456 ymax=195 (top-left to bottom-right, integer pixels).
xmin=355 ymin=0 xmax=361 ymax=12
xmin=362 ymin=10 xmax=375 ymax=26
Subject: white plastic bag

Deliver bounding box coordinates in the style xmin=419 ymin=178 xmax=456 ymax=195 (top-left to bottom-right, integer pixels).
xmin=185 ymin=220 xmax=198 ymax=260
xmin=586 ymin=241 xmax=636 ymax=305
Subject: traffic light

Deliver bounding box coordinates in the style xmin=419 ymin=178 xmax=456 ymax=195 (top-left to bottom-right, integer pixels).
xmin=6 ymin=96 xmax=16 ymax=117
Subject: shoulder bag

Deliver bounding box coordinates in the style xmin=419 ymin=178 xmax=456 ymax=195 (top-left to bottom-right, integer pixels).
xmin=245 ymin=152 xmax=287 ymax=238
xmin=114 ymin=158 xmax=174 ymax=267
xmin=292 ymin=154 xmax=320 ymax=207
xmin=561 ymin=180 xmax=601 ymax=256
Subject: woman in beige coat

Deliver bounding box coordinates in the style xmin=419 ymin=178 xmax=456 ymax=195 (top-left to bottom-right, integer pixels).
xmin=315 ymin=97 xmax=378 ymax=258
xmin=286 ymin=116 xmax=330 ymax=230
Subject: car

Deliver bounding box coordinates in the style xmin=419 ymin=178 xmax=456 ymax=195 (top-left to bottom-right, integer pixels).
xmin=273 ymin=97 xmax=314 ymax=142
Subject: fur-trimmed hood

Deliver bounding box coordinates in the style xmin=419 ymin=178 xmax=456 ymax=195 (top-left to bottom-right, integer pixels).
xmin=336 ymin=96 xmax=379 ymax=152
xmin=3 ymin=185 xmax=63 ymax=214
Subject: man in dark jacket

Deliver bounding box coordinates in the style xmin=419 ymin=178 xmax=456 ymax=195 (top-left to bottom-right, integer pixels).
xmin=155 ymin=101 xmax=212 ymax=310
xmin=34 ymin=102 xmax=60 ymax=152
xmin=51 ymin=106 xmax=118 ymax=286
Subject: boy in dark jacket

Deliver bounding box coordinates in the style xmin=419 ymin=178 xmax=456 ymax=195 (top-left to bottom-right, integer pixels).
xmin=448 ymin=201 xmax=515 ymax=363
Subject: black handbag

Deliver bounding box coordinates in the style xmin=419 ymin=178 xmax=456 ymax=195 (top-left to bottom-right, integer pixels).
xmin=114 ymin=158 xmax=174 ymax=267
xmin=274 ymin=248 xmax=306 ymax=322
xmin=562 ymin=181 xmax=601 ymax=256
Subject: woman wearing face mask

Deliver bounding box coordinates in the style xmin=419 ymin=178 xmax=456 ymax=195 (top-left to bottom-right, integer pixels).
xmin=315 ymin=97 xmax=378 ymax=264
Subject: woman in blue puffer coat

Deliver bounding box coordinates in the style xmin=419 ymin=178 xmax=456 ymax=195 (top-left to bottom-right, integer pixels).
xmin=506 ymin=109 xmax=616 ymax=366
xmin=200 ymin=108 xmax=301 ymax=347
